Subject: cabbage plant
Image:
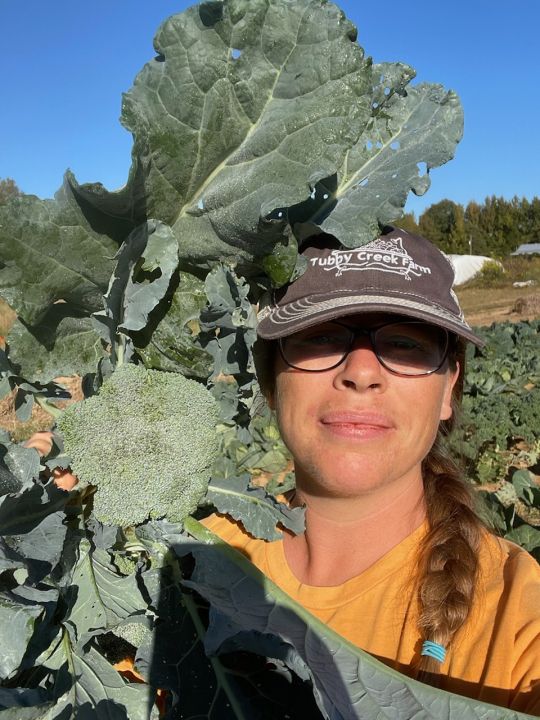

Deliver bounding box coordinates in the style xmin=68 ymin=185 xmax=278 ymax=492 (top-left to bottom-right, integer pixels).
xmin=2 ymin=1 xmax=531 ymax=718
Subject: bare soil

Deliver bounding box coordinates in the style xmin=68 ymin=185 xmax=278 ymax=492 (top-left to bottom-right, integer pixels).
xmin=456 ymin=287 xmax=540 ymax=327
xmin=0 ymin=376 xmax=84 ymax=442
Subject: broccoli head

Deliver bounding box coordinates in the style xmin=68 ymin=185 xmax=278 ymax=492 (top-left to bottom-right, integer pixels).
xmin=57 ymin=363 xmax=219 ymax=527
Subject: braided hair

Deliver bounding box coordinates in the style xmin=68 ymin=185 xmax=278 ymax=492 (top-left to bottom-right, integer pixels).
xmin=415 ymin=339 xmax=484 ymax=680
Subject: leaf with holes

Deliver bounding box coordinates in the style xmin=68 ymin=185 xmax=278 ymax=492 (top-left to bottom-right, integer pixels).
xmin=315 ymin=68 xmax=464 ymax=245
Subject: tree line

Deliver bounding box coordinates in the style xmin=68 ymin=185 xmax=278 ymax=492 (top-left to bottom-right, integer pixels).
xmin=399 ymin=196 xmax=540 ymax=257
xmin=1 ymin=177 xmax=538 ymax=258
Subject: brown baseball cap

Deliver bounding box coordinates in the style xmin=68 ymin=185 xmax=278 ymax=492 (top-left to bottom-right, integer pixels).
xmin=257 ymin=227 xmax=484 ymax=347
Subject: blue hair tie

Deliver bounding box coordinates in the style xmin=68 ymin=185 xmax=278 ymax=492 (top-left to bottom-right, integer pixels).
xmin=421 ymin=640 xmax=446 ymax=663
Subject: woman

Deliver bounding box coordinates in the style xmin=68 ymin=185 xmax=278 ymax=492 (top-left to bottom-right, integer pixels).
xmin=204 ymin=227 xmax=540 ymax=714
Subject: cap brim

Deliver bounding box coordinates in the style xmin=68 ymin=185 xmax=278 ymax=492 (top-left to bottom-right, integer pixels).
xmin=257 ymin=294 xmax=485 ymax=348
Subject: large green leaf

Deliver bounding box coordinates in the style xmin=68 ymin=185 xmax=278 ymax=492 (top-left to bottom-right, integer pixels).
xmin=0 ymin=179 xmax=120 ymax=326
xmin=88 ymin=220 xmax=185 ymax=372
xmin=179 ymin=519 xmax=534 ymax=720
xmin=0 ymin=594 xmax=44 ymax=680
xmin=505 ymin=526 xmax=540 ymax=554
xmin=7 ymin=312 xmax=105 ymax=384
xmin=1 ymin=509 xmax=67 ymax=585
xmin=92 ymin=221 xmax=178 ymax=348
xmin=0 ymin=483 xmax=69 ymax=537
xmin=312 ymin=67 xmax=464 ymax=245
xmin=205 ymin=475 xmax=304 ymax=541
xmin=42 ymin=636 xmax=151 ymax=720
xmin=114 ymin=221 xmax=179 ymax=335
xmin=66 ymin=543 xmax=148 ymax=646
xmin=0 ymin=688 xmax=53 ymax=719
xmin=200 ymin=265 xmax=258 ymax=387
xmin=107 ymin=0 xmax=462 ymax=265
xmin=67 ymin=0 xmax=371 ymax=268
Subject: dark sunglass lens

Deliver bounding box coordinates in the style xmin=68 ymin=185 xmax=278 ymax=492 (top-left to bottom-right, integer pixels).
xmin=281 ymin=324 xmax=351 ymax=370
xmin=374 ymin=323 xmax=447 ymax=374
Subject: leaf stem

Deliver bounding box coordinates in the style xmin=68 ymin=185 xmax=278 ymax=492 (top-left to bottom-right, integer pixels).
xmin=180 ymin=576 xmax=249 ymax=720
xmin=62 ymin=625 xmax=76 ymax=682
xmin=182 ymin=515 xmax=229 ymax=546
xmin=35 ymin=395 xmax=64 ymax=419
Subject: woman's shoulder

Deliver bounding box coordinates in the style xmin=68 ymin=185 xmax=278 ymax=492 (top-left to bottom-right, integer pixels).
xmin=479 ymin=527 xmax=540 ymax=597
xmin=482 ymin=528 xmax=539 ymax=565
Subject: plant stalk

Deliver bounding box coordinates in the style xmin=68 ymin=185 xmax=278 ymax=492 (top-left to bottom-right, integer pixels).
xmin=35 ymin=394 xmax=64 ymax=419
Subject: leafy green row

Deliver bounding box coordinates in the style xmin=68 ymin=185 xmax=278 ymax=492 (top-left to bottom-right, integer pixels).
xmin=455 ymin=321 xmax=540 ymax=553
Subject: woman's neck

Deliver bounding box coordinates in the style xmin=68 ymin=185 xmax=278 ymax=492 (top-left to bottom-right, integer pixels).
xmin=283 ymin=471 xmax=426 ymax=586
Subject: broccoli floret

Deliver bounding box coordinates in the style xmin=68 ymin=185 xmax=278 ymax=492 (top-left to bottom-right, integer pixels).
xmin=57 ymin=364 xmax=219 ymax=527
xmin=112 ymin=552 xmax=140 ymax=576
xmin=112 ymin=621 xmax=152 ymax=650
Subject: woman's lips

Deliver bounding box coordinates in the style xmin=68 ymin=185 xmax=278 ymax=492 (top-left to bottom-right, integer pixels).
xmin=319 ymin=412 xmax=394 ymax=439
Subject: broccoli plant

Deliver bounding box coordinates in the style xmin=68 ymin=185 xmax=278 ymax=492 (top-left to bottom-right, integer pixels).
xmin=57 ymin=364 xmax=219 ymax=526
xmin=2 ymin=1 xmax=528 ymax=719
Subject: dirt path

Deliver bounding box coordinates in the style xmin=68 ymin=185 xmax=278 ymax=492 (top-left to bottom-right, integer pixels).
xmin=456 ymin=288 xmax=540 ymax=327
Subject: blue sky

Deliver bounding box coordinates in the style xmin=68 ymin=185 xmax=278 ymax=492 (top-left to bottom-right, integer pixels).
xmin=1 ymin=0 xmax=538 ymax=217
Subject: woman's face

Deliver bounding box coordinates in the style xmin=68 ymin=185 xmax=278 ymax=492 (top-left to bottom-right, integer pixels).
xmin=269 ymin=314 xmax=460 ymax=499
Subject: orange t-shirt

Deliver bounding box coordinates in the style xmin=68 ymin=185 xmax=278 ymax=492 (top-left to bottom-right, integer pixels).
xmin=203 ymin=513 xmax=540 ymax=715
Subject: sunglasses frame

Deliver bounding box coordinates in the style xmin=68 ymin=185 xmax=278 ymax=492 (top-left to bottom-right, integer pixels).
xmin=278 ymin=320 xmax=451 ymax=377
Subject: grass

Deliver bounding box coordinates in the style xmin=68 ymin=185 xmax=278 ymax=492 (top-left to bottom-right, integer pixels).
xmin=457 ymin=285 xmax=539 ymax=320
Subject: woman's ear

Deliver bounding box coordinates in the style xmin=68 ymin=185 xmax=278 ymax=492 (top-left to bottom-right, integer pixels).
xmin=439 ymin=361 xmax=461 ymax=421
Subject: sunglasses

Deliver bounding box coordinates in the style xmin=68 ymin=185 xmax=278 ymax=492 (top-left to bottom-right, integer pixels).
xmin=278 ymin=320 xmax=450 ymax=376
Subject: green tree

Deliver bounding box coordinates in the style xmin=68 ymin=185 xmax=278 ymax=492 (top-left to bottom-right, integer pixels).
xmin=419 ymin=196 xmax=540 ymax=257
xmin=475 ymin=196 xmax=521 ymax=257
xmin=0 ymin=177 xmax=21 ymax=205
xmin=447 ymin=203 xmax=467 ymax=253
xmin=395 ymin=211 xmax=420 ymax=235
xmin=529 ymin=198 xmax=540 ymax=243
xmin=418 ymin=200 xmax=467 ymax=253
xmin=464 ymin=201 xmax=490 ymax=255
xmin=519 ymin=196 xmax=540 ymax=245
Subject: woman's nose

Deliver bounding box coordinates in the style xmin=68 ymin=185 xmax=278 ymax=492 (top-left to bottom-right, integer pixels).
xmin=333 ymin=336 xmax=387 ymax=391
